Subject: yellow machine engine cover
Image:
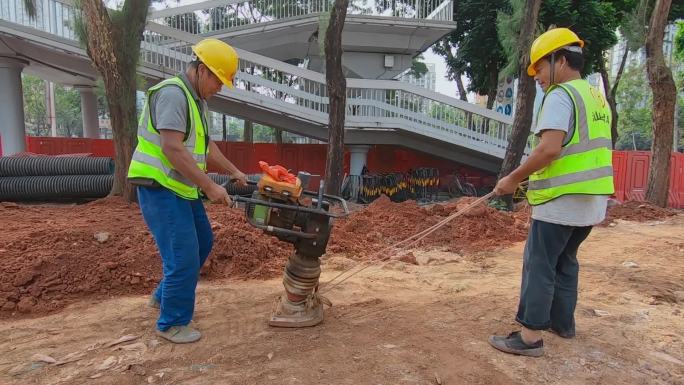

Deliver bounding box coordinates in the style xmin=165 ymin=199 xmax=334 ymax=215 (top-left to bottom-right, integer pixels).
xmin=258 ymin=174 xmax=303 ymax=200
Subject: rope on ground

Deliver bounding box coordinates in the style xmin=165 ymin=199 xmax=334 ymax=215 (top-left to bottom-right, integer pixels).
xmin=320 ymin=191 xmax=497 ymax=294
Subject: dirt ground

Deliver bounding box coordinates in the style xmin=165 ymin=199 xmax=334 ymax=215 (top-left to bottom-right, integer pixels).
xmin=1 ymin=199 xmax=683 ymax=385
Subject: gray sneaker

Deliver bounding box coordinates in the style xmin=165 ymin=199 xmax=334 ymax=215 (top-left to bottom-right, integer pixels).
xmin=148 ymin=295 xmax=160 ymax=309
xmin=488 ymin=331 xmax=544 ymax=357
xmin=156 ymin=325 xmax=201 ymax=344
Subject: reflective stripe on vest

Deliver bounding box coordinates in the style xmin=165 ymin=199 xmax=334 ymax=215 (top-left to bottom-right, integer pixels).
xmin=127 ymin=76 xmax=208 ymax=199
xmin=527 ymin=79 xmax=614 ymax=205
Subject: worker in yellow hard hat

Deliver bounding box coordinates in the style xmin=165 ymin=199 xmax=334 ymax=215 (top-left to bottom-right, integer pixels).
xmin=489 ymin=28 xmax=614 ymax=357
xmin=128 ymin=38 xmax=247 ymax=344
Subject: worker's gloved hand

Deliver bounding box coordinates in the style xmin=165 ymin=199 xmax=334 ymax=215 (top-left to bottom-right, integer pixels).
xmin=231 ymin=170 xmax=248 ymax=186
xmin=205 ymin=182 xmax=233 ymax=206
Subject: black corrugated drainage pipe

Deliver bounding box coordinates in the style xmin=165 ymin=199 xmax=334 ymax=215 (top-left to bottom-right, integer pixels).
xmin=0 ymin=157 xmax=114 ymax=176
xmin=0 ymin=175 xmax=113 ymax=201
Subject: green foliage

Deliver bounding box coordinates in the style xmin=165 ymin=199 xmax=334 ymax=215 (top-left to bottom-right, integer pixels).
xmin=619 ymin=0 xmax=649 ymax=52
xmin=318 ymin=10 xmax=331 ymax=62
xmin=537 ymin=0 xmax=620 ymax=76
xmin=22 ymin=74 xmax=50 ymax=136
xmin=165 ymin=13 xmax=202 ymax=33
xmin=21 ymin=74 xmax=84 ymax=137
xmin=253 ymin=123 xmax=277 ymax=143
xmin=407 ymin=55 xmax=428 ymax=78
xmin=496 ymin=0 xmax=529 ymax=78
xmin=667 ymin=0 xmax=684 ymax=21
xmin=205 ymin=6 xmax=251 ymax=31
xmin=428 ymin=103 xmax=467 ymax=126
xmin=22 ymin=0 xmax=36 ymax=18
xmin=614 ymin=63 xmax=653 ymax=150
xmin=676 ymin=20 xmax=684 ymax=61
xmin=54 ymin=86 xmax=83 ymax=137
xmin=433 ymin=0 xmax=509 ymax=97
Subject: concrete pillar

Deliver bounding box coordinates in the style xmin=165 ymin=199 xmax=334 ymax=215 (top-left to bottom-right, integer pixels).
xmin=348 ymin=145 xmax=371 ymax=175
xmin=46 ymin=81 xmax=57 ymax=137
xmin=76 ymin=86 xmax=100 ymax=138
xmin=0 ymin=57 xmax=28 ymax=155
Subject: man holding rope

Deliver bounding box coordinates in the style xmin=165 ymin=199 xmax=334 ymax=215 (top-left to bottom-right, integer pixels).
xmin=489 ymin=28 xmax=614 ymax=357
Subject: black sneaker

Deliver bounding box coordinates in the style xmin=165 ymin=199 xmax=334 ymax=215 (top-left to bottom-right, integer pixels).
xmin=488 ymin=331 xmax=544 ymax=357
xmin=548 ymin=327 xmax=575 ymax=339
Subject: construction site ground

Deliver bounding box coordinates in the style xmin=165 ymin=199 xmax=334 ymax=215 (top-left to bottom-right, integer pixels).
xmin=1 ymin=197 xmax=683 ymax=385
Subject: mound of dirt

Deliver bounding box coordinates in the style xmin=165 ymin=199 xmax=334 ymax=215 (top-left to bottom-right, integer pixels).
xmin=328 ymin=196 xmax=528 ymax=259
xmin=0 ymin=198 xmax=291 ymax=317
xmin=1 ymin=195 xmax=533 ymax=317
xmin=603 ymin=201 xmax=677 ymax=224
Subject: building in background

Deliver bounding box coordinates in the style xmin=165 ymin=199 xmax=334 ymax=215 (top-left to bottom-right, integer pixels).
xmin=608 ymin=23 xmax=678 ymax=78
xmin=398 ymin=63 xmax=437 ymax=91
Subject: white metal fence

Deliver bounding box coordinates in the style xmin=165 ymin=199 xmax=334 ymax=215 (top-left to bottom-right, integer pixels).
xmin=1 ymin=0 xmax=517 ymax=156
xmin=151 ymin=0 xmax=454 ymax=35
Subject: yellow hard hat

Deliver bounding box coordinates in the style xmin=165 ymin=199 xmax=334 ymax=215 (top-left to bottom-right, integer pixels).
xmin=192 ymin=38 xmax=239 ymax=88
xmin=527 ymin=28 xmax=584 ymax=76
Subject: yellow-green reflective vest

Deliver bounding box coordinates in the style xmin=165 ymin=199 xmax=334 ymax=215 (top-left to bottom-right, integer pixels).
xmin=527 ymin=79 xmax=614 ymax=205
xmin=127 ymin=77 xmax=208 ymax=199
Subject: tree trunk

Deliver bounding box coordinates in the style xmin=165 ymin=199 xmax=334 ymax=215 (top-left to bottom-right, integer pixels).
xmin=222 ymin=114 xmax=227 ymax=141
xmin=496 ymin=0 xmax=542 ymax=210
xmin=486 ymin=64 xmax=498 ymax=110
xmin=108 ymin=94 xmax=137 ymax=201
xmin=598 ymin=61 xmax=618 ymax=148
xmin=80 ymin=0 xmax=148 ymax=202
xmin=442 ymin=44 xmax=468 ymax=102
xmin=275 ymin=128 xmax=283 ymax=144
xmin=244 ymin=120 xmax=253 ymax=142
xmin=455 ymin=73 xmax=468 ymax=102
xmin=605 ymin=45 xmax=630 ymax=148
xmin=611 ymin=45 xmax=629 ymax=99
xmin=323 ymin=0 xmax=349 ymax=195
xmin=645 ymin=0 xmax=675 ymax=207
xmin=486 ymin=87 xmax=496 ymax=110
xmin=499 ymin=75 xmax=537 ymax=178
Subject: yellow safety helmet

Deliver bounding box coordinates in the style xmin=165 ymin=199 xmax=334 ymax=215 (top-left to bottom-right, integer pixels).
xmin=191 ymin=38 xmax=239 ymax=88
xmin=527 ymin=28 xmax=584 ymax=76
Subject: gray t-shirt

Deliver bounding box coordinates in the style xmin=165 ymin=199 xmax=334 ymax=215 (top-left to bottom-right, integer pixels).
xmin=531 ymin=88 xmax=608 ymax=227
xmin=149 ymin=74 xmax=209 ymax=134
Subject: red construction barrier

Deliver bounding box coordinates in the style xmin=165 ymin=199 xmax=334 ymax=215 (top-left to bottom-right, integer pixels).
xmin=611 ymin=151 xmax=628 ymax=201
xmin=366 ymin=145 xmax=488 ymax=187
xmin=608 ymin=150 xmax=683 ymax=208
xmin=24 ymin=137 xmax=115 ymax=157
xmin=12 ymin=137 xmax=684 ymax=208
xmin=671 ymin=152 xmax=684 ymax=209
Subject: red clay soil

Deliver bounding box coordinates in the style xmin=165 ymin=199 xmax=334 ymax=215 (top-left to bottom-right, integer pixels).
xmin=328 ymin=196 xmax=529 ymax=259
xmin=0 ymin=198 xmax=291 ymax=318
xmin=603 ymin=200 xmax=678 ymax=223
xmin=5 ymin=195 xmax=676 ymax=318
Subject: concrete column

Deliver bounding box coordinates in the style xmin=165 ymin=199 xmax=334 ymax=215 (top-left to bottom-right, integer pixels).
xmin=46 ymin=81 xmax=57 ymax=137
xmin=76 ymin=86 xmax=100 ymax=138
xmin=348 ymin=145 xmax=371 ymax=175
xmin=0 ymin=57 xmax=28 ymax=155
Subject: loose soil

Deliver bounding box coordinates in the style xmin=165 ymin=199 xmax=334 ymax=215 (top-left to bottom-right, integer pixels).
xmin=0 ymin=197 xmax=682 ymax=385
xmin=604 ymin=200 xmax=677 ymax=223
xmin=0 ymin=198 xmax=292 ymax=316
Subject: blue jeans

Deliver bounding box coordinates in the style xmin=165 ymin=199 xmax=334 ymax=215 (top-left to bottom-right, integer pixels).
xmin=516 ymin=220 xmax=592 ymax=334
xmin=137 ymin=186 xmax=213 ymax=331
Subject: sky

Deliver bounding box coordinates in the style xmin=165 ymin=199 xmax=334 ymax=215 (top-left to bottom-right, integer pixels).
xmin=422 ymin=49 xmax=464 ymax=99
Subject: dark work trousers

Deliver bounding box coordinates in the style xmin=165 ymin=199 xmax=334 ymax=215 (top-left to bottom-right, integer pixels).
xmin=516 ymin=219 xmax=593 ymax=335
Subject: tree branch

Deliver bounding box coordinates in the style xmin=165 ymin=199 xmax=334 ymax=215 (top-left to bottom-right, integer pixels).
xmin=611 ymin=45 xmax=629 ymax=99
